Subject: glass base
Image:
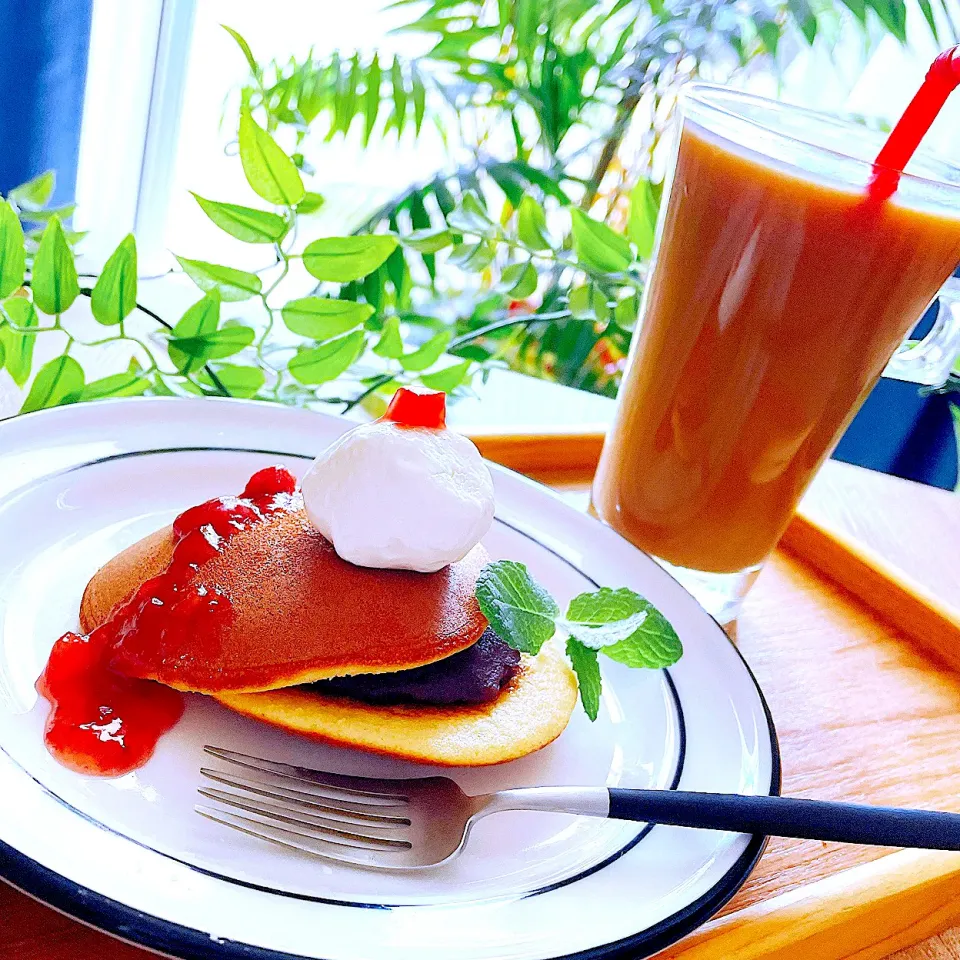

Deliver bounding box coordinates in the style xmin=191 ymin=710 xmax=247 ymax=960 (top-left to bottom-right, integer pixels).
xmin=652 ymin=557 xmax=763 ymax=625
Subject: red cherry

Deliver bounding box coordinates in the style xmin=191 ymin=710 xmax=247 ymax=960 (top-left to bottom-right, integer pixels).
xmin=383 ymin=386 xmax=446 ymax=429
xmin=243 ymin=466 xmax=297 ymax=499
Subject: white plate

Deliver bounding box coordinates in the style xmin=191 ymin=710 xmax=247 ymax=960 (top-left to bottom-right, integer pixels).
xmin=0 ymin=398 xmax=779 ymax=960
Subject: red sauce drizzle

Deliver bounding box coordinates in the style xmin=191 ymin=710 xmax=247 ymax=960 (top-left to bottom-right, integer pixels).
xmin=36 ymin=466 xmax=298 ymax=777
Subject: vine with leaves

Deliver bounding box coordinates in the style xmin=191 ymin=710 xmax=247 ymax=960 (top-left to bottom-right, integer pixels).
xmin=0 ymin=94 xmax=650 ymax=414
xmin=0 ymin=0 xmax=951 ymax=419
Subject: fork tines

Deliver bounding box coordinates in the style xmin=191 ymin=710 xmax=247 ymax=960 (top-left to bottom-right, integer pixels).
xmin=196 ymin=745 xmax=415 ymax=868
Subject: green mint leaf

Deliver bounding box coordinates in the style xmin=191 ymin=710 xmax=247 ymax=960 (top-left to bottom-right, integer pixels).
xmin=475 ymin=560 xmax=560 ymax=655
xmin=567 ymin=587 xmax=683 ymax=669
xmin=302 ymin=235 xmax=399 ymax=283
xmin=372 ymin=315 xmax=404 ymax=359
xmin=566 ymin=637 xmax=601 ymax=722
xmin=238 ymin=109 xmax=304 ymax=207
xmin=32 ymin=217 xmax=79 ymax=315
xmin=399 ymin=330 xmax=450 ymax=372
xmin=175 ymin=256 xmax=262 ymax=302
xmin=565 ymin=611 xmax=650 ymax=650
xmin=192 ymin=193 xmax=288 ymax=244
xmin=0 ymin=297 xmax=37 ymax=386
xmin=0 ymin=200 xmax=25 ymax=298
xmin=90 ymin=234 xmax=137 ymax=325
xmin=20 ymin=355 xmax=85 ymax=413
xmin=287 ymin=330 xmax=366 ymax=384
xmin=281 ymin=297 xmax=373 ymax=339
xmin=570 ymin=208 xmax=633 ymax=274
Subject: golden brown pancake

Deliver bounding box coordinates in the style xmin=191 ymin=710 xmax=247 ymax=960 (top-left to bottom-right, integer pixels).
xmin=82 ymin=510 xmax=489 ymax=695
xmin=215 ymin=643 xmax=578 ymax=766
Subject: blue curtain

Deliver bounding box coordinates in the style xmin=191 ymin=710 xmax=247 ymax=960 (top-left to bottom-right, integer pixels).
xmin=0 ymin=0 xmax=93 ymax=203
xmin=832 ymin=289 xmax=959 ymax=490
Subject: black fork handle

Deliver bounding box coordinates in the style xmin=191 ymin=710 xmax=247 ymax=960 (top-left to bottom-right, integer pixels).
xmin=608 ymin=789 xmax=960 ymax=850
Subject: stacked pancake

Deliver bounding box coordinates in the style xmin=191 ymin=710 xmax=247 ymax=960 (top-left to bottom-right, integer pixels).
xmin=80 ymin=505 xmax=577 ymax=766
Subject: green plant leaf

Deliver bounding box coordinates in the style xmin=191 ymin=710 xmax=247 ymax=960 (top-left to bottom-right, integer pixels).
xmin=192 ymin=193 xmax=288 ymax=243
xmin=281 ymin=297 xmax=373 ymax=339
xmin=0 ymin=201 xmax=25 ymax=298
xmin=196 ymin=363 xmax=266 ymax=398
xmin=412 ymin=67 xmax=426 ymax=134
xmin=364 ymin=55 xmax=382 ymax=145
xmin=420 ymin=358 xmax=472 ymax=392
xmin=296 ymin=191 xmax=325 ymax=215
xmin=8 ymin=170 xmax=55 ymax=210
xmin=788 ymin=0 xmax=819 ymax=41
xmin=568 ymin=284 xmax=592 ymax=318
xmin=391 ymin=58 xmax=407 ymax=132
xmin=372 ymin=315 xmax=404 ymax=358
xmin=302 ymin=235 xmax=399 ymax=282
xmin=867 ymin=0 xmax=907 ymax=40
xmin=238 ymin=109 xmax=305 ymax=206
xmin=403 ymin=227 xmax=453 ymax=253
xmin=517 ymin=196 xmax=551 ymax=251
xmin=80 ymin=372 xmax=151 ymax=401
xmin=399 ymin=330 xmax=450 ymax=372
xmin=447 ymin=192 xmax=494 ymax=235
xmin=20 ymin=355 xmax=85 ymax=413
xmin=475 ymin=560 xmax=560 ymax=655
xmin=32 ymin=217 xmax=80 ymax=315
xmin=916 ymin=0 xmax=938 ymax=37
xmin=498 ymin=262 xmax=537 ymax=298
xmin=175 ymin=255 xmax=262 ymax=301
xmin=566 ymin=637 xmax=601 ymax=721
xmin=627 ymin=179 xmax=659 ymax=260
xmin=570 ymin=209 xmax=632 ymax=274
xmin=172 ymin=294 xmax=221 ymax=338
xmin=90 ymin=234 xmax=137 ymax=325
xmin=222 ymin=25 xmax=260 ymax=78
xmin=614 ymin=292 xmax=640 ymax=330
xmin=288 ymin=329 xmax=366 ymax=384
xmin=0 ymin=297 xmax=38 ymax=386
xmin=169 ymin=323 xmax=256 ymax=374
xmin=447 ymin=240 xmax=495 ymax=270
xmin=15 ymin=203 xmax=76 ymax=224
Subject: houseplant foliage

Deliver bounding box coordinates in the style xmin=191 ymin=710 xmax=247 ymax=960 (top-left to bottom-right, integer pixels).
xmin=0 ymin=0 xmax=943 ymax=414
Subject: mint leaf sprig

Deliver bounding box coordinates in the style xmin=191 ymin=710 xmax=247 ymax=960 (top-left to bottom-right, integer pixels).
xmin=475 ymin=560 xmax=683 ymax=722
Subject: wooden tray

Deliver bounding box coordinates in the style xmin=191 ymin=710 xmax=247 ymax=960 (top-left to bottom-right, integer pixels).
xmin=4 ymin=450 xmax=960 ymax=960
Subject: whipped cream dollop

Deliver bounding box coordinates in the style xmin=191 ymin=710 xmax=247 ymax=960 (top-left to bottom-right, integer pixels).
xmin=301 ymin=416 xmax=495 ymax=573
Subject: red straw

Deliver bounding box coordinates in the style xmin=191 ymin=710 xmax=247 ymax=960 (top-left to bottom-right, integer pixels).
xmin=868 ymin=45 xmax=960 ymax=202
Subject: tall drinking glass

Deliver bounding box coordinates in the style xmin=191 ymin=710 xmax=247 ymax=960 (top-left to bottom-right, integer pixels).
xmin=592 ymin=86 xmax=960 ymax=622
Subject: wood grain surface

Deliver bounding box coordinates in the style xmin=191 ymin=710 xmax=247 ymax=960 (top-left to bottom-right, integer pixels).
xmin=3 ymin=457 xmax=959 ymax=960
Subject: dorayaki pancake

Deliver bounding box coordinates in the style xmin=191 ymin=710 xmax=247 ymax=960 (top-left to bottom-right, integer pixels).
xmin=215 ymin=642 xmax=578 ymax=766
xmin=80 ymin=509 xmax=489 ymax=695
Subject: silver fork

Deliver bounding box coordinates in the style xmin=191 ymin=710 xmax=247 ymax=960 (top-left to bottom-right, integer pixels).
xmin=197 ymin=745 xmax=960 ymax=870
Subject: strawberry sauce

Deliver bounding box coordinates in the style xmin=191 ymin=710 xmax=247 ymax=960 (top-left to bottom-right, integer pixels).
xmin=36 ymin=466 xmax=298 ymax=777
